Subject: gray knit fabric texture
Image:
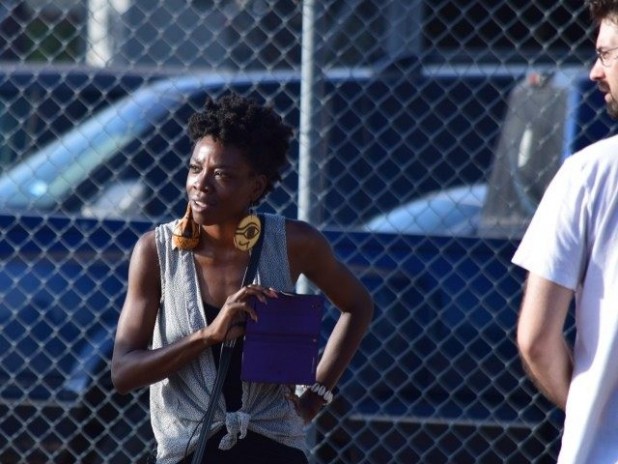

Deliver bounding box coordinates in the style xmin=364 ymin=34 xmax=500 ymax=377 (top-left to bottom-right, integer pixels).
xmin=151 ymin=214 xmax=306 ymax=464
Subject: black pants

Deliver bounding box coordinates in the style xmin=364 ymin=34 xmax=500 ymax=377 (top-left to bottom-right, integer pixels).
xmin=179 ymin=429 xmax=308 ymax=464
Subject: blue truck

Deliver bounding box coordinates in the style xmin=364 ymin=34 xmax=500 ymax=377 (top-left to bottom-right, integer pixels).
xmin=0 ymin=65 xmax=610 ymax=462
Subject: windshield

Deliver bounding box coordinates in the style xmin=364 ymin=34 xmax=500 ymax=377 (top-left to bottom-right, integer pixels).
xmin=363 ymin=184 xmax=486 ymax=236
xmin=0 ymin=88 xmax=178 ymax=211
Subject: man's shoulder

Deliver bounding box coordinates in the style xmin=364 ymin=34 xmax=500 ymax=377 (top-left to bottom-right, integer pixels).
xmin=574 ymin=133 xmax=618 ymax=161
xmin=563 ymin=134 xmax=618 ymax=177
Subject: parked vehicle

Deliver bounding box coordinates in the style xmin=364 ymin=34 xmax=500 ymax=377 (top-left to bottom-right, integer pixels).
xmin=362 ymin=70 xmax=614 ymax=239
xmin=0 ymin=67 xmax=520 ymax=226
xmin=0 ymin=68 xmax=604 ymax=462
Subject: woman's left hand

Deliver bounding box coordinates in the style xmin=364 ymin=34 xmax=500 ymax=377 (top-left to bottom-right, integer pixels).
xmin=287 ymin=386 xmax=324 ymax=424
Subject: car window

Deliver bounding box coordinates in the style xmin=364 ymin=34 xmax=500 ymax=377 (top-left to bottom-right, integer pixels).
xmin=0 ymin=76 xmax=297 ymax=221
xmin=81 ymin=180 xmax=148 ymax=219
xmin=0 ymin=97 xmax=20 ymax=167
xmin=0 ymin=89 xmax=178 ymax=212
xmin=363 ymin=184 xmax=485 ymax=236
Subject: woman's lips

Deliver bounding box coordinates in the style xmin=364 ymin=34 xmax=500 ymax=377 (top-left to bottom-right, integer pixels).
xmin=191 ymin=199 xmax=210 ymax=212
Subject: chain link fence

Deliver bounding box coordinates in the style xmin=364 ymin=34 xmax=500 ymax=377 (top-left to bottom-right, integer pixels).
xmin=0 ymin=1 xmax=612 ymax=463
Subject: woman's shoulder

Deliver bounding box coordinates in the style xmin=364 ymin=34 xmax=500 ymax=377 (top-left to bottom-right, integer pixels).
xmin=150 ymin=219 xmax=178 ymax=245
xmin=134 ymin=229 xmax=157 ymax=252
xmin=261 ymin=213 xmax=315 ymax=240
xmin=281 ymin=216 xmax=319 ymax=235
xmin=282 ymin=217 xmax=330 ymax=253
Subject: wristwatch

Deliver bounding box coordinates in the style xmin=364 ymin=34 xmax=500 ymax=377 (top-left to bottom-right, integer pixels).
xmin=308 ymin=382 xmax=334 ymax=404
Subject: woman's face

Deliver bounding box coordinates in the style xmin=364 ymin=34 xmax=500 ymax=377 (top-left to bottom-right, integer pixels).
xmin=186 ymin=136 xmax=265 ymax=226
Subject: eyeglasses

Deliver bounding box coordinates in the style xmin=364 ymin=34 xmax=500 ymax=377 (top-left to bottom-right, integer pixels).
xmin=596 ymin=45 xmax=618 ymax=66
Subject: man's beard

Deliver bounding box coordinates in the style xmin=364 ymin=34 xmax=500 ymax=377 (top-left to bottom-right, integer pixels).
xmin=600 ymin=83 xmax=618 ymax=119
xmin=608 ymin=98 xmax=618 ymax=119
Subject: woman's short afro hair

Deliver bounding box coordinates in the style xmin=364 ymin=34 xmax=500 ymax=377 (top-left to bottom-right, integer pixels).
xmin=188 ymin=92 xmax=293 ymax=201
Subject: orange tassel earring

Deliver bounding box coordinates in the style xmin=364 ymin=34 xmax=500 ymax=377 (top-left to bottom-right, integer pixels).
xmin=172 ymin=203 xmax=201 ymax=250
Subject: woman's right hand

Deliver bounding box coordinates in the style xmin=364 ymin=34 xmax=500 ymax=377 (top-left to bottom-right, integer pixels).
xmin=206 ymin=284 xmax=278 ymax=343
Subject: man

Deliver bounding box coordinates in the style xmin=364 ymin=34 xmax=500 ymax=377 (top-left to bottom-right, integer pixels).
xmin=513 ymin=1 xmax=618 ymax=462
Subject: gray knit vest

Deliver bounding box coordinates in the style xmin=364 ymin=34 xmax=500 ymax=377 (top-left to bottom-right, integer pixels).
xmin=151 ymin=214 xmax=306 ymax=464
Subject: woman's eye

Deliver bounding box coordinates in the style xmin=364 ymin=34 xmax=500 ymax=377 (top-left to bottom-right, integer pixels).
xmin=189 ymin=164 xmax=200 ymax=173
xmin=214 ymin=170 xmax=229 ymax=179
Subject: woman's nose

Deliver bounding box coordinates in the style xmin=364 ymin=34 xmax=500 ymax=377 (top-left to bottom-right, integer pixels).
xmin=192 ymin=171 xmax=210 ymax=191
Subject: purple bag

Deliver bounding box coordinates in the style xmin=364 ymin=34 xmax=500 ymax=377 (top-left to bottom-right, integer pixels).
xmin=241 ymin=292 xmax=324 ymax=385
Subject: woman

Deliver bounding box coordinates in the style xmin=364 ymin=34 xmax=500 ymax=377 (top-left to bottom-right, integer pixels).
xmin=111 ymin=93 xmax=373 ymax=464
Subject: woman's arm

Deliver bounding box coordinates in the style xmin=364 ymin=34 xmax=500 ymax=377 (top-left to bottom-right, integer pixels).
xmin=111 ymin=232 xmax=213 ymax=393
xmin=287 ymin=220 xmax=374 ymax=419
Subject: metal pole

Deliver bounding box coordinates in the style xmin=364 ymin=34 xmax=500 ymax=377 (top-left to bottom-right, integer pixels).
xmin=298 ymin=1 xmax=318 ymax=457
xmin=86 ymin=0 xmax=110 ymax=66
xmin=86 ymin=0 xmax=130 ymax=66
xmin=298 ymin=0 xmax=316 ymax=224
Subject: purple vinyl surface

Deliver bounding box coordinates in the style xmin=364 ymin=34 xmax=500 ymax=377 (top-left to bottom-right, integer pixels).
xmin=241 ymin=292 xmax=324 ymax=385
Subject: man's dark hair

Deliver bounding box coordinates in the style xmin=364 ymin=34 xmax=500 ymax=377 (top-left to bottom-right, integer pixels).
xmin=188 ymin=93 xmax=293 ymax=200
xmin=587 ymin=0 xmax=618 ymax=24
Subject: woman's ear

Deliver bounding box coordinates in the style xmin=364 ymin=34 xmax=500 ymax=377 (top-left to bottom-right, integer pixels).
xmin=251 ymin=174 xmax=268 ymax=201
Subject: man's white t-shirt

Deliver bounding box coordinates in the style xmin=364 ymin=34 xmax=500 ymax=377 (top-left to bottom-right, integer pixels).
xmin=512 ymin=134 xmax=618 ymax=464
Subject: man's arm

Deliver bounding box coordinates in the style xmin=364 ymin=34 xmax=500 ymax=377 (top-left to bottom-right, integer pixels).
xmin=516 ymin=272 xmax=574 ymax=410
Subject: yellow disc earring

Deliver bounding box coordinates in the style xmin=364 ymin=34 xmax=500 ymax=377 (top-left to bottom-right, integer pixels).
xmin=234 ymin=209 xmax=261 ymax=251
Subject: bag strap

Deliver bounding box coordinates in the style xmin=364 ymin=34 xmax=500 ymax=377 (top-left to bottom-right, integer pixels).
xmin=190 ymin=214 xmax=266 ymax=464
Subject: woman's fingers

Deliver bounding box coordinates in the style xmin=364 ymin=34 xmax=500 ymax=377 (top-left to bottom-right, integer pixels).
xmin=241 ymin=284 xmax=278 ymax=302
xmin=216 ymin=286 xmax=280 ymax=333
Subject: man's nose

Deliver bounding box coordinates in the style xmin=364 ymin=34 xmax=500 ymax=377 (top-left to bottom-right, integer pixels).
xmin=590 ymin=59 xmax=604 ymax=81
